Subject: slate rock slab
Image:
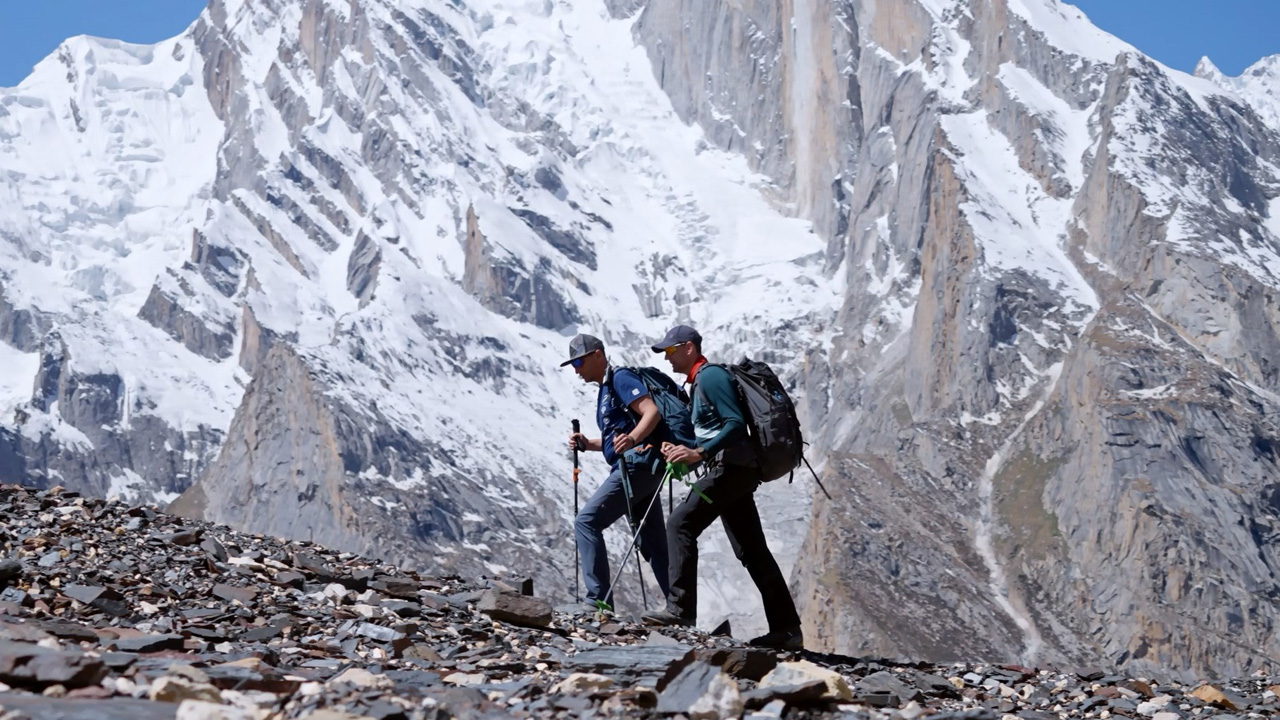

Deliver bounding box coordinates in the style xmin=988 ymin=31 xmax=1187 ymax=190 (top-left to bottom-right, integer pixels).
xmin=160 ymin=529 xmax=202 ymax=546
xmin=211 ymin=583 xmax=257 ymax=604
xmin=38 ymin=620 xmax=99 ymax=642
xmin=111 ymin=633 xmax=185 ymax=653
xmin=0 ymin=640 xmax=108 ymax=688
xmin=237 ymin=625 xmax=280 ymax=642
xmin=369 ymin=578 xmax=420 ymax=599
xmin=858 ymin=669 xmax=924 ymax=703
xmin=571 ymin=645 xmax=692 ymax=675
xmin=656 ymin=659 xmax=743 ymax=719
xmin=62 ymin=584 xmax=130 ymax=618
xmin=697 ymin=646 xmax=778 ymax=682
xmin=199 ymin=538 xmax=228 ymax=563
xmin=741 ymin=679 xmax=829 ymax=709
xmin=0 ymin=695 xmax=178 ymax=720
xmin=920 ymin=711 xmax=998 ymax=720
xmin=476 ymin=589 xmax=551 ymax=628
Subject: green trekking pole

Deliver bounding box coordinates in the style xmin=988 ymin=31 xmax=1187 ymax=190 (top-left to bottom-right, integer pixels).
xmin=617 ymin=450 xmax=649 ymax=611
xmin=571 ymin=419 xmax=582 ymax=603
xmin=603 ymin=460 xmax=708 ymax=608
xmin=603 ymin=463 xmax=665 ymax=610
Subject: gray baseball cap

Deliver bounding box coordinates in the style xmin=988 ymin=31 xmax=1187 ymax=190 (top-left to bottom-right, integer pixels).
xmin=560 ymin=333 xmax=605 ymax=367
xmin=651 ymin=324 xmax=702 ymax=352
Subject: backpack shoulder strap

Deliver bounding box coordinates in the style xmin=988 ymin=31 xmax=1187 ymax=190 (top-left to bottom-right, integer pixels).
xmin=608 ymin=366 xmax=649 ymax=419
xmin=691 ymin=363 xmax=740 ymax=418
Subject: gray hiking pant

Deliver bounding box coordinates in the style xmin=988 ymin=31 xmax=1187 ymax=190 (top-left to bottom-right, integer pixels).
xmin=574 ymin=460 xmax=670 ymax=604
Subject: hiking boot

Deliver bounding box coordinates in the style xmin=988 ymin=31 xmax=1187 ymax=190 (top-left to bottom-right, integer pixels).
xmin=749 ymin=626 xmax=804 ymax=651
xmin=558 ymin=600 xmax=611 ymax=615
xmin=641 ymin=607 xmax=693 ymax=627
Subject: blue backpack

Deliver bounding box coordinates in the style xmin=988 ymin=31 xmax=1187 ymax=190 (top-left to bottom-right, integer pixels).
xmin=610 ymin=366 xmax=697 ymax=448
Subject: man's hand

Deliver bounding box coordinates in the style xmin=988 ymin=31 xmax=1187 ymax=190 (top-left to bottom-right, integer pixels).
xmin=568 ymin=433 xmax=589 ymax=452
xmin=612 ymin=433 xmax=637 ymax=454
xmin=662 ymin=443 xmax=703 ymax=465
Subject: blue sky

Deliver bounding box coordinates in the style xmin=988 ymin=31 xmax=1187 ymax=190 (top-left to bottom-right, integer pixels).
xmin=1068 ymin=0 xmax=1280 ymax=76
xmin=0 ymin=1 xmax=1277 ymax=87
xmin=0 ymin=1 xmax=208 ymax=87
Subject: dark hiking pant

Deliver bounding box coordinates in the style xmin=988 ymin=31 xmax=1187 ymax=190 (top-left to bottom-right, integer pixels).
xmin=575 ymin=460 xmax=669 ymax=604
xmin=665 ymin=462 xmax=801 ymax=632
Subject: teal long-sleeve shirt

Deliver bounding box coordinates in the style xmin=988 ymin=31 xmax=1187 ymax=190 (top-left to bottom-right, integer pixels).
xmin=690 ymin=364 xmax=748 ymax=458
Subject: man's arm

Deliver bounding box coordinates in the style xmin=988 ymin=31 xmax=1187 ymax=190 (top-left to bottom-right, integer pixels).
xmin=614 ymin=396 xmax=660 ymax=453
xmin=568 ymin=433 xmax=604 ymax=452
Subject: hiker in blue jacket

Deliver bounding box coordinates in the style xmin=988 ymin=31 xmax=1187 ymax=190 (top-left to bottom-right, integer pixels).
xmin=562 ymin=333 xmax=670 ymax=608
xmin=640 ymin=325 xmax=803 ymax=650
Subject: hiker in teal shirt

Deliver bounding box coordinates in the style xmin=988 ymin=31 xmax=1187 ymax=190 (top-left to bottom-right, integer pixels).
xmin=640 ymin=325 xmax=803 ymax=651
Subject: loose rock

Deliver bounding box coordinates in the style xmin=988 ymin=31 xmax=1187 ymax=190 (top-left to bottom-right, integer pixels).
xmin=551 ymin=672 xmax=614 ymax=694
xmin=149 ymin=676 xmax=223 ymax=704
xmin=656 ymin=660 xmax=743 ymax=720
xmin=476 ymin=589 xmax=552 ymax=628
xmin=0 ymin=484 xmax=1274 ymax=720
xmin=760 ymin=660 xmax=854 ymax=701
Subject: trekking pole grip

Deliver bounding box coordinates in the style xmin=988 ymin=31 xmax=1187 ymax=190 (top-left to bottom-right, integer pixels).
xmin=571 ymin=419 xmax=581 ymax=483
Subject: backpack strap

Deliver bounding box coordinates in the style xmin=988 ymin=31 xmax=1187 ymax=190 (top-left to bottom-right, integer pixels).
xmin=608 ymin=366 xmax=642 ymax=423
xmin=693 ymin=363 xmax=764 ymax=473
xmin=688 ymin=362 xmax=722 ymax=403
xmin=609 ymin=366 xmax=670 ymax=448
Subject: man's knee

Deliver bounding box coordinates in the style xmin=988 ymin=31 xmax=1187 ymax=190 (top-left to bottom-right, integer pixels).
xmin=575 ymin=511 xmax=601 ymax=537
xmin=668 ymin=503 xmax=694 ymax=530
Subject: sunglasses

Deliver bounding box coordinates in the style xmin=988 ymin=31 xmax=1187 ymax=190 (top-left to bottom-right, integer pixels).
xmin=663 ymin=342 xmax=689 ymax=357
xmin=570 ymin=349 xmax=599 ymax=369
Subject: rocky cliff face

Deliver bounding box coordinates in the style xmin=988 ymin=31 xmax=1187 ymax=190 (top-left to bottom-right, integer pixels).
xmin=5 ymin=0 xmax=1280 ymax=679
xmin=631 ymin=0 xmax=1280 ymax=678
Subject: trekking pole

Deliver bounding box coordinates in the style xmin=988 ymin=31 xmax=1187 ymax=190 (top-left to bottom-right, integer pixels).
xmin=617 ymin=452 xmax=649 ymax=611
xmin=603 ymin=467 xmax=667 ymax=609
xmin=571 ymin=419 xmax=582 ymax=603
xmin=802 ymin=455 xmax=833 ymax=500
xmin=603 ymin=461 xmax=710 ymax=608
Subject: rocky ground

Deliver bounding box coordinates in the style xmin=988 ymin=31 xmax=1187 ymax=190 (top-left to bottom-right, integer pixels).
xmin=0 ymin=484 xmax=1275 ymax=720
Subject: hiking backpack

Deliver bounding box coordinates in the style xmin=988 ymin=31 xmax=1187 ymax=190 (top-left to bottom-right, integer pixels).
xmin=721 ymin=358 xmax=806 ymax=482
xmin=612 ymin=366 xmax=698 ymax=448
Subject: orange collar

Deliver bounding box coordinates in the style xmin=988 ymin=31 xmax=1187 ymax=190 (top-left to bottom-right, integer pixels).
xmin=687 ymin=356 xmax=709 ymax=383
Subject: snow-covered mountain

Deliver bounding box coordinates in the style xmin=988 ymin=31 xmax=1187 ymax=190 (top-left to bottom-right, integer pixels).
xmin=4 ymin=0 xmax=1280 ymax=677
xmin=0 ymin=0 xmax=836 ymax=637
xmin=1197 ymin=54 xmax=1280 ymax=133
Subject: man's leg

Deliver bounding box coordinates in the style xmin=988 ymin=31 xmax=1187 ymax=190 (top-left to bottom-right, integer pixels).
xmin=574 ymin=465 xmax=628 ymax=604
xmin=661 ymin=464 xmax=757 ymax=622
xmin=719 ymin=469 xmax=803 ymax=634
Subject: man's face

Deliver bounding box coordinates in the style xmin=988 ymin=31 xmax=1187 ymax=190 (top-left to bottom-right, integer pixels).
xmin=664 ymin=342 xmax=696 ymax=375
xmin=572 ymin=350 xmax=605 ymax=383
